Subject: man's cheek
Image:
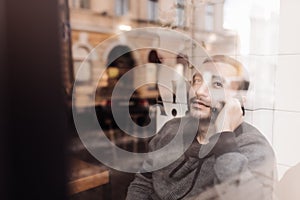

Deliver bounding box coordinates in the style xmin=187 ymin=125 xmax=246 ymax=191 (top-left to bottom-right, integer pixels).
xmin=227 ymin=90 xmax=238 ymax=98
xmin=188 ymin=88 xmax=196 ymax=98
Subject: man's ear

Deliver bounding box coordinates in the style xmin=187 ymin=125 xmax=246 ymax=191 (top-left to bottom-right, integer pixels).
xmin=234 ymin=91 xmax=247 ymax=106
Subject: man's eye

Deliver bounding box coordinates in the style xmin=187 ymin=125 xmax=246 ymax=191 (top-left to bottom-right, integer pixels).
xmin=193 ymin=79 xmax=202 ymax=85
xmin=213 ymin=81 xmax=223 ymax=88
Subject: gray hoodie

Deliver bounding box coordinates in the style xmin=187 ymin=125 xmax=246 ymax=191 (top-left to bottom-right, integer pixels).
xmin=126 ymin=116 xmax=277 ymax=200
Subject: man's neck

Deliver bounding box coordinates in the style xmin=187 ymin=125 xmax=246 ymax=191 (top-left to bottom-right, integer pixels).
xmin=196 ymin=120 xmax=215 ymax=144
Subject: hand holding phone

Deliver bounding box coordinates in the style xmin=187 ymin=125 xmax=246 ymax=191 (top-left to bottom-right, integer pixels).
xmin=212 ymin=97 xmax=244 ymax=133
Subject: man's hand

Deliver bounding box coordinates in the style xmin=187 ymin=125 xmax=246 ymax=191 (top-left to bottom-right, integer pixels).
xmin=214 ymin=98 xmax=243 ymax=133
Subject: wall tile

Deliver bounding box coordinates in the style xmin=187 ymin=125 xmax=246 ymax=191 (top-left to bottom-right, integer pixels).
xmin=244 ymin=110 xmax=253 ymax=124
xmin=237 ymin=55 xmax=276 ymax=110
xmin=275 ymin=55 xmax=300 ymax=111
xmin=252 ymin=110 xmax=274 ymax=145
xmin=273 ymin=111 xmax=300 ymax=166
xmin=279 ymin=0 xmax=300 ymax=54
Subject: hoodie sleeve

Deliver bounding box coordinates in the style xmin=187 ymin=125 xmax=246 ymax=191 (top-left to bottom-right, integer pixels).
xmin=211 ymin=131 xmax=277 ymax=200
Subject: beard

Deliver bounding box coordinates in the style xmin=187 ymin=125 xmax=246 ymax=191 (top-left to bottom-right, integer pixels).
xmin=188 ymin=97 xmax=212 ymax=121
xmin=189 ymin=110 xmax=212 ymax=123
xmin=188 ymin=102 xmax=216 ymax=144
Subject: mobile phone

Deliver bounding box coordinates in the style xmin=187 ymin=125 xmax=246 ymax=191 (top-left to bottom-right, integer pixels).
xmin=211 ymin=100 xmax=245 ymax=116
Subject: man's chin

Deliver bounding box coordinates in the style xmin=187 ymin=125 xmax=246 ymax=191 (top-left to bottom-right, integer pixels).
xmin=189 ymin=110 xmax=211 ymax=121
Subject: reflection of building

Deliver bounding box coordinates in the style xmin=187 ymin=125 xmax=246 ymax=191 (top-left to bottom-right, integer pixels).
xmin=69 ymin=0 xmax=238 ymax=109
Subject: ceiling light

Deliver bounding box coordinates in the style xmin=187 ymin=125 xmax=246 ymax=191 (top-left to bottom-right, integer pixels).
xmin=118 ymin=25 xmax=132 ymax=31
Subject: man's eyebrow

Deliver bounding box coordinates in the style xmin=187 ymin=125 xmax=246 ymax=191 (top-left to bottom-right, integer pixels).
xmin=193 ymin=73 xmax=203 ymax=80
xmin=194 ymin=76 xmax=202 ymax=80
xmin=211 ymin=75 xmax=225 ymax=82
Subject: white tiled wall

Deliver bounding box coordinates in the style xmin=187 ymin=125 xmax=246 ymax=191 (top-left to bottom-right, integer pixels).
xmin=271 ymin=0 xmax=300 ymax=181
xmin=273 ymin=111 xmax=300 ymax=167
xmin=239 ymin=55 xmax=276 ymax=145
xmin=253 ymin=110 xmax=274 ymax=144
xmin=275 ymin=55 xmax=300 ymax=111
xmin=244 ymin=0 xmax=300 ymax=182
xmin=237 ymin=55 xmax=276 ymax=110
xmin=278 ymin=0 xmax=300 ymax=55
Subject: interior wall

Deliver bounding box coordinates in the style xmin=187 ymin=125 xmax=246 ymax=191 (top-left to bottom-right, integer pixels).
xmin=274 ymin=0 xmax=300 ymax=179
xmin=241 ymin=0 xmax=300 ymax=180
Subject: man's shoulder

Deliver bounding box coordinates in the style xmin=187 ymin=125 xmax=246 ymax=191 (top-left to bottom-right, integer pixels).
xmin=237 ymin=122 xmax=275 ymax=157
xmin=237 ymin=122 xmax=269 ymax=142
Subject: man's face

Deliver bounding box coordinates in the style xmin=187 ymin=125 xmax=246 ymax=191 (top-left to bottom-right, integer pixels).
xmin=189 ymin=62 xmax=239 ymax=119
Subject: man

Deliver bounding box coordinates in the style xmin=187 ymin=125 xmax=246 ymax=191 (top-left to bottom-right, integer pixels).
xmin=126 ymin=55 xmax=277 ymax=200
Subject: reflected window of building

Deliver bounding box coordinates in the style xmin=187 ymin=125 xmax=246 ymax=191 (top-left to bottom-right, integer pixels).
xmin=205 ymin=4 xmax=214 ymax=31
xmin=176 ymin=0 xmax=185 ymax=27
xmin=69 ymin=0 xmax=90 ymax=9
xmin=106 ymin=45 xmax=135 ymax=90
xmin=80 ymin=0 xmax=90 ymax=9
xmin=72 ymin=33 xmax=95 ymax=84
xmin=73 ymin=46 xmax=92 ymax=83
xmin=115 ymin=0 xmax=129 ymax=16
xmin=148 ymin=0 xmax=159 ymax=22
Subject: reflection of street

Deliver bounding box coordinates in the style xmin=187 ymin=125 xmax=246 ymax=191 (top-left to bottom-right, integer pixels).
xmin=69 ymin=130 xmax=145 ymax=200
xmin=68 ymin=157 xmax=109 ymax=196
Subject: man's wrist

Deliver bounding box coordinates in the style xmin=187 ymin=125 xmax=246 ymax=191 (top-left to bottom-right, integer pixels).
xmin=215 ymin=124 xmax=234 ymax=133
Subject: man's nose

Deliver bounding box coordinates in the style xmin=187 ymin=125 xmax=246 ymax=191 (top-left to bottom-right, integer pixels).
xmin=195 ymin=83 xmax=209 ymax=97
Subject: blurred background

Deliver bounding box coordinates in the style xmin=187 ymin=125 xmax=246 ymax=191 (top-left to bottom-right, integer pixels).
xmin=1 ymin=0 xmax=300 ymax=199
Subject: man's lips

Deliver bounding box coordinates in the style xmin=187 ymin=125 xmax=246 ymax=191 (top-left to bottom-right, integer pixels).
xmin=190 ymin=99 xmax=210 ymax=108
